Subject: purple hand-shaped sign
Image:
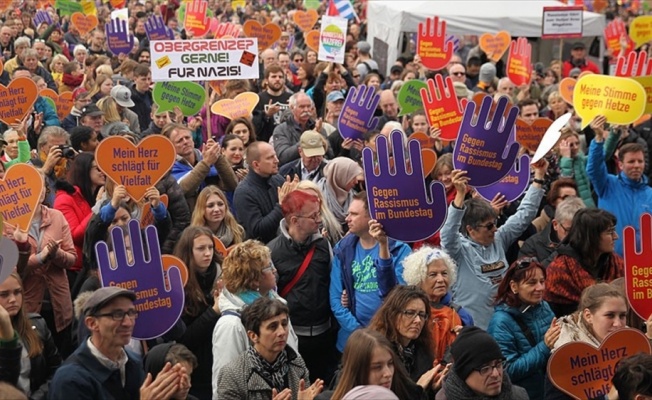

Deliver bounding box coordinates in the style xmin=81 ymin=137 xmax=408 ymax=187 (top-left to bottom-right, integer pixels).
xmin=363 ymin=130 xmax=448 ymax=242
xmin=474 ymin=153 xmax=531 ymax=203
xmin=338 ymin=84 xmax=381 ymax=141
xmin=453 ymin=96 xmax=520 ymax=187
xmin=105 ymin=18 xmax=135 ymax=56
xmin=33 ymin=11 xmax=55 ymax=29
xmin=96 ymin=220 xmax=185 ymax=340
xmin=145 ymin=15 xmax=174 ymax=41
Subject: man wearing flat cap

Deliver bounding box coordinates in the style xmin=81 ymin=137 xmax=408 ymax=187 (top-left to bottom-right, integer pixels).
xmin=279 ymin=130 xmax=328 ymax=183
xmin=562 ymin=41 xmax=599 ymax=78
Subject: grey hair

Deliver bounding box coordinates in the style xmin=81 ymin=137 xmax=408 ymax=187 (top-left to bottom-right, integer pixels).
xmin=554 ymin=196 xmax=586 ymax=223
xmin=73 ymin=44 xmax=88 ymax=55
xmin=20 ymin=48 xmax=38 ymax=60
xmin=2 ymin=129 xmax=17 ymax=141
xmin=289 ymin=92 xmax=314 ymax=109
xmin=37 ymin=126 xmax=69 ymax=150
xmin=381 ymin=121 xmax=404 ymax=136
xmin=402 ymin=245 xmax=457 ymax=287
xmin=14 ymin=36 xmax=31 ymax=49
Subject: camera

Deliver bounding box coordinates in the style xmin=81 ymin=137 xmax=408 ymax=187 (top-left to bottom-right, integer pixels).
xmin=57 ymin=145 xmax=76 ymax=159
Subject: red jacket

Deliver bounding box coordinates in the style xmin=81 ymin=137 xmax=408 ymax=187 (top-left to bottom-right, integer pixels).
xmin=53 ymin=186 xmax=93 ymax=271
xmin=562 ymin=58 xmax=600 ymax=77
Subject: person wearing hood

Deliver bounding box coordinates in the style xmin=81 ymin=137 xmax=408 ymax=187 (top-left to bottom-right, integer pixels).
xmin=211 ymin=240 xmax=299 ymax=400
xmin=267 ymin=190 xmax=338 ymax=384
xmin=487 ymin=259 xmax=558 ymax=400
xmin=587 ymin=114 xmax=652 ymax=256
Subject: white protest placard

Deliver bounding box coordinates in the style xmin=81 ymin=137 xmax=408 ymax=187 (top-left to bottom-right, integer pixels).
xmin=150 ymin=38 xmax=259 ymax=82
xmin=542 ymin=6 xmax=584 ymax=39
xmin=318 ymin=15 xmax=347 ymax=64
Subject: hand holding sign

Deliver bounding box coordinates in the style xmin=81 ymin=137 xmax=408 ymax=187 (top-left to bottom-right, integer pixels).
xmin=338 ymin=84 xmax=381 ymax=141
xmin=507 ymin=37 xmax=532 ymax=87
xmin=96 ymin=220 xmax=185 ymax=340
xmin=623 ymin=213 xmax=652 ymax=320
xmin=105 ymin=18 xmax=135 ymax=56
xmin=145 ymin=15 xmax=174 ymax=41
xmin=417 ymin=16 xmax=453 ymax=71
xmin=363 ymin=130 xmax=447 ymax=242
xmin=420 ymin=74 xmax=467 ymax=141
xmin=453 ymin=96 xmax=520 ymax=187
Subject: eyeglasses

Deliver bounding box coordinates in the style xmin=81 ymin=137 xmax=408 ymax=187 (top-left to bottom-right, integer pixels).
xmin=559 ymin=223 xmax=572 ymax=233
xmin=451 ymin=72 xmax=466 ymax=76
xmin=401 ymin=309 xmax=427 ymax=321
xmin=0 ymin=288 xmax=23 ymax=298
xmin=262 ymin=261 xmax=276 ymax=273
xmin=94 ymin=309 xmax=139 ymax=321
xmin=294 ymin=58 xmax=304 ymax=62
xmin=474 ymin=360 xmax=505 ymax=376
xmin=476 ymin=220 xmax=498 ymax=230
xmin=296 ymin=213 xmax=320 ymax=222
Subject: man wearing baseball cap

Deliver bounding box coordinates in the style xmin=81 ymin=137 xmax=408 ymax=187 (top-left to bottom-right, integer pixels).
xmin=110 ymin=85 xmax=141 ymax=134
xmin=279 ymin=130 xmax=328 ymax=183
xmin=562 ymin=41 xmax=599 ymax=77
xmin=50 ymin=287 xmax=186 ymax=399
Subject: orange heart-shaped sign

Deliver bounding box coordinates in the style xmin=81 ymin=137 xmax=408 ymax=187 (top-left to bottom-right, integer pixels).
xmin=95 ymin=136 xmax=177 ymax=202
xmin=140 ymin=194 xmax=169 ymax=229
xmin=110 ymin=0 xmax=126 ymax=8
xmin=0 ymin=164 xmax=44 ymax=231
xmin=559 ymin=77 xmax=575 ymax=105
xmin=0 ymin=78 xmax=39 ymax=126
xmin=515 ymin=118 xmax=553 ymax=153
xmin=548 ymin=328 xmax=651 ymax=400
xmin=209 ymin=80 xmax=226 ymax=97
xmin=293 ymin=9 xmax=318 ymax=31
xmin=39 ymin=89 xmax=74 ymax=121
xmin=211 ymin=92 xmax=260 ymax=119
xmin=70 ymin=12 xmax=98 ymax=36
xmin=479 ymin=31 xmax=511 ymax=62
xmin=213 ymin=236 xmax=229 ymax=258
xmin=0 ymin=0 xmax=12 ymax=12
xmin=242 ymin=20 xmax=282 ymax=50
xmin=421 ymin=148 xmax=437 ymax=177
xmin=162 ymin=254 xmax=189 ymax=287
xmin=0 ymin=59 xmax=4 ymax=76
xmin=304 ymin=30 xmax=320 ymax=52
xmin=409 ymin=131 xmax=439 ymax=150
xmin=472 ymin=92 xmax=512 ymax=121
xmin=36 ymin=0 xmax=52 ymax=9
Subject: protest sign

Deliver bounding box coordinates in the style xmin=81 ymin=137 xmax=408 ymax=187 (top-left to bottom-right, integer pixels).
xmin=150 ymin=38 xmax=259 ymax=82
xmin=162 ymin=255 xmax=189 ymax=287
xmin=304 ymin=30 xmax=320 ymax=52
xmin=623 ymin=213 xmax=652 ymax=319
xmin=616 ymin=51 xmax=652 ymax=114
xmin=105 ymin=18 xmax=135 ymax=56
xmin=559 ymin=77 xmax=576 ymax=104
xmin=293 ymin=9 xmax=318 ymax=31
xmin=408 ymin=132 xmax=438 ymax=176
xmin=420 ymin=75 xmax=466 ymax=141
xmin=305 ymin=0 xmax=320 ymax=10
xmin=319 ymin=16 xmax=347 ymax=64
xmin=515 ymin=117 xmax=552 ymax=152
xmin=573 ymin=74 xmax=646 ymax=129
xmin=153 ymin=82 xmax=206 ymax=116
xmin=70 ymin=12 xmax=98 ymax=36
xmin=629 ymin=15 xmax=652 ymax=48
xmin=145 ymin=15 xmax=174 ymax=41
xmin=475 ymin=154 xmax=531 ymax=203
xmin=604 ymin=19 xmax=634 ymax=55
xmin=110 ymin=0 xmax=127 ymax=9
xmin=0 ymin=164 xmax=44 ymax=231
xmin=453 ymin=96 xmax=520 ymax=187
xmin=242 ymin=20 xmax=281 ymax=50
xmin=39 ymin=89 xmax=74 ymax=121
xmin=0 ymin=0 xmax=11 ymax=12
xmin=338 ymin=84 xmax=380 ymax=141
xmin=213 ymin=236 xmax=229 ymax=258
xmin=0 ymin=236 xmax=18 ymax=286
xmin=96 ymin=221 xmax=186 ymax=340
xmin=548 ymin=328 xmax=651 ymax=400
xmin=213 ymin=22 xmax=241 ymax=39
xmin=363 ymin=131 xmax=447 ymax=242
xmin=541 ymin=6 xmax=583 ymax=39
xmin=506 ymin=38 xmax=532 ymax=87
xmin=184 ymin=0 xmax=211 ymax=37
xmin=110 ymin=7 xmax=128 ymax=22
xmin=479 ymin=31 xmax=511 ymax=62
xmin=0 ymin=78 xmax=38 ymax=126
xmin=55 ymin=0 xmax=83 ymax=16
xmin=80 ymin=0 xmax=96 ymax=15
xmin=397 ymin=80 xmax=428 ymax=117
xmin=95 ymin=136 xmax=176 ymax=202
xmin=232 ymin=0 xmax=246 ymax=9
xmin=417 ymin=16 xmax=453 ymax=71
xmin=531 ymin=113 xmax=572 ymax=164
xmin=211 ymin=92 xmax=259 ymax=119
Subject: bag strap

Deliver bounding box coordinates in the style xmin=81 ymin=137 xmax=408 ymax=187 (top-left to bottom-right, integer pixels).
xmin=509 ymin=313 xmax=537 ymax=347
xmin=280 ymin=245 xmax=316 ymax=298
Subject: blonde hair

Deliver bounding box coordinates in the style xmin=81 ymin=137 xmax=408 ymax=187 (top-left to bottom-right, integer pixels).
xmin=222 ymin=240 xmax=270 ymax=293
xmin=191 ymin=185 xmax=244 ymax=245
xmin=89 ymin=74 xmax=112 ymax=99
xmin=96 ymin=97 xmax=121 ymax=123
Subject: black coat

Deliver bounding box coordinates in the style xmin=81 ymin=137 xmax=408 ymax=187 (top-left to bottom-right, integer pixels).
xmin=234 ymin=170 xmax=285 ymax=243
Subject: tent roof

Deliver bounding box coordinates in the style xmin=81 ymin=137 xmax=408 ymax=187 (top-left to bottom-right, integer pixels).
xmin=368 ymin=0 xmax=605 ymax=37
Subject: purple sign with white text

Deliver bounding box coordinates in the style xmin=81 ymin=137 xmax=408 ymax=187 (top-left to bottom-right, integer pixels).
xmin=338 ymin=84 xmax=380 ymax=141
xmin=363 ymin=130 xmax=448 ymax=242
xmin=474 ymin=153 xmax=531 ymax=203
xmin=95 ymin=220 xmax=185 ymax=340
xmin=105 ymin=18 xmax=135 ymax=56
xmin=453 ymin=96 xmax=520 ymax=187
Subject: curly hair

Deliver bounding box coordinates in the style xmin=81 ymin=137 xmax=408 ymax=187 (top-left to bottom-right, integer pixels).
xmin=222 ymin=240 xmax=271 ymax=294
xmin=402 ymin=245 xmax=457 ymax=288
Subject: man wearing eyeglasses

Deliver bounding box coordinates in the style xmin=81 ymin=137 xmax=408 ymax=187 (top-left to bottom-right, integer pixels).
xmin=268 ymin=190 xmax=338 ymax=384
xmin=50 ymin=287 xmax=186 ymax=400
xmin=448 ymin=63 xmax=467 ymax=85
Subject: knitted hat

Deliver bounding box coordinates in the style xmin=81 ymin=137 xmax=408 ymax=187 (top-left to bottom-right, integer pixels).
xmin=450 ymin=326 xmax=504 ymax=380
xmin=479 ymin=63 xmax=496 ymax=84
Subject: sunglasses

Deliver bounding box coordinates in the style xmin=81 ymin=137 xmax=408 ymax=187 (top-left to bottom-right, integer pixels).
xmin=451 ymin=72 xmax=465 ymax=76
xmin=476 ymin=220 xmax=498 ymax=230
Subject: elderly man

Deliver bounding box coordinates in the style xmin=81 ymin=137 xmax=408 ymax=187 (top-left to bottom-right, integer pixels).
xmin=377 ymin=90 xmax=399 ymax=129
xmin=0 ymin=26 xmax=14 ymax=60
xmin=49 ymin=287 xmax=186 ymax=400
xmin=19 ymin=48 xmax=57 ymax=91
xmin=279 ymin=130 xmax=328 ymax=182
xmin=449 ymin=62 xmax=467 ymax=84
xmin=562 ymin=41 xmax=599 ymax=77
xmin=3 ymin=36 xmax=30 ymax=75
xmin=272 ymin=92 xmax=332 ymax=166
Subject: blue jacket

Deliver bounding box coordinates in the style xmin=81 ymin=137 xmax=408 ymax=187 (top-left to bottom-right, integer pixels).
xmin=34 ymin=96 xmax=61 ymax=128
xmin=439 ymin=292 xmax=474 ymax=327
xmin=487 ymin=302 xmax=555 ymax=400
xmin=586 ymin=139 xmax=652 ymax=256
xmin=329 ymin=233 xmax=410 ymax=351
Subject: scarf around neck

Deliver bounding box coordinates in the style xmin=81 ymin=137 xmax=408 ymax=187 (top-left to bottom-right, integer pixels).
xmin=247 ymin=346 xmax=289 ymax=393
xmin=444 ymin=367 xmax=519 ymax=400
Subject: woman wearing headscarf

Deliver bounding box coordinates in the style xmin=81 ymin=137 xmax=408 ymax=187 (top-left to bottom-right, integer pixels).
xmin=318 ymin=157 xmax=363 ymax=232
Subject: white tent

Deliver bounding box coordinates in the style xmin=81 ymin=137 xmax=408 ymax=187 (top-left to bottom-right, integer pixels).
xmin=367 ymin=0 xmax=606 ymax=74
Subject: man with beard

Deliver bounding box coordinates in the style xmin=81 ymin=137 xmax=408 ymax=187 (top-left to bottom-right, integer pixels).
xmin=253 ymin=65 xmax=292 ymax=143
xmin=272 ymin=92 xmax=333 ymax=166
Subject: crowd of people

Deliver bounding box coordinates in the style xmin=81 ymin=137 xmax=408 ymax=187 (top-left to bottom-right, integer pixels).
xmin=1 ymin=0 xmax=652 ymax=399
